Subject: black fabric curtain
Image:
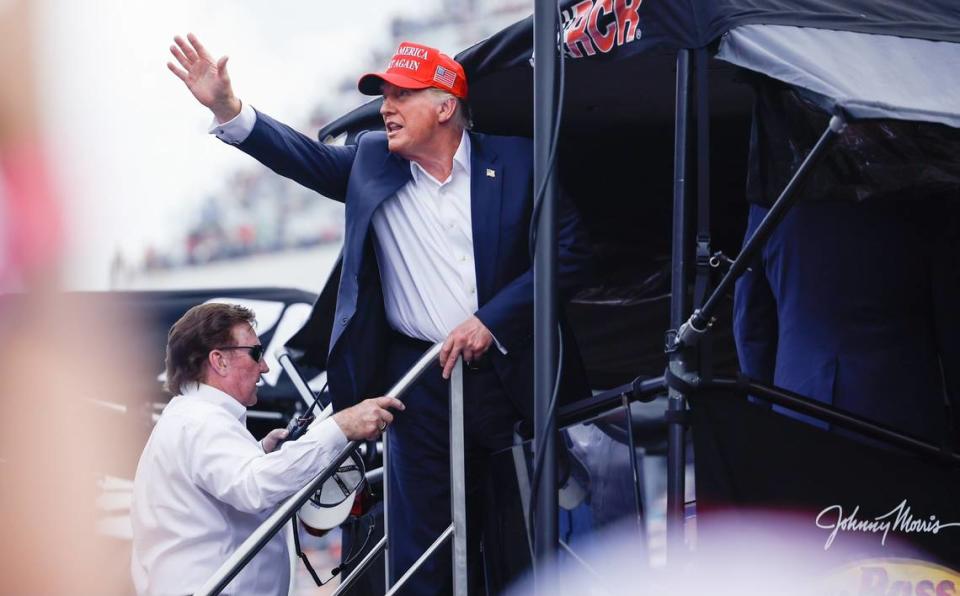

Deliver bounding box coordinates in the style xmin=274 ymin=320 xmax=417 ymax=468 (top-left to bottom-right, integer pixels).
xmin=692 ymin=391 xmax=960 ymax=567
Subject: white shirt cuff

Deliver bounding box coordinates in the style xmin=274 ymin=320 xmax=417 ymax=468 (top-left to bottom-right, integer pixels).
xmin=491 ymin=332 xmax=508 ymax=355
xmin=209 ymin=101 xmax=257 ymax=144
xmin=303 ymin=416 xmax=348 ymax=451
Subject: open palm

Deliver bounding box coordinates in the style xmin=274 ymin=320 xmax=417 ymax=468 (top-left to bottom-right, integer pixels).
xmin=167 ymin=33 xmax=240 ymax=122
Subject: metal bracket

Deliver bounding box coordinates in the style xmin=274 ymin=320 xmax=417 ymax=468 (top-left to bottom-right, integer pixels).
xmin=695 ymin=235 xmax=711 ymax=268
xmin=675 ymin=309 xmax=716 ymax=349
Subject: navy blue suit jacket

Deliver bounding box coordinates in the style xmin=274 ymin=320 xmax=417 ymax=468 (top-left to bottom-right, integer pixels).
xmin=236 ymin=110 xmax=592 ymax=418
xmin=733 ymin=200 xmax=959 ymax=443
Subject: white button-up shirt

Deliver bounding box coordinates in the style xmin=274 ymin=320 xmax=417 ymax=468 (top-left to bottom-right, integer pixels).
xmin=213 ymin=104 xmax=493 ymax=345
xmin=130 ymin=383 xmax=347 ymax=596
xmin=371 ymin=131 xmax=478 ymax=342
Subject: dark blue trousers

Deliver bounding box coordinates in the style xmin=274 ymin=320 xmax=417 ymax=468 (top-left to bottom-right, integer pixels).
xmin=384 ymin=333 xmax=521 ymax=595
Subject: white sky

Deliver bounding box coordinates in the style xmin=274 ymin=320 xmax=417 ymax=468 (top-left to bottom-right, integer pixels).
xmin=33 ymin=0 xmax=439 ymax=289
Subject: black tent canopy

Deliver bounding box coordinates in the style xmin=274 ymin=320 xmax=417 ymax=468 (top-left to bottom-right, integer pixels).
xmin=320 ymin=0 xmax=960 ymax=141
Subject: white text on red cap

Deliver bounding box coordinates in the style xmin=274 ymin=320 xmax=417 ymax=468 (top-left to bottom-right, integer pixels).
xmin=390 ymin=58 xmax=421 ymax=70
xmin=397 ymin=46 xmax=429 ymax=59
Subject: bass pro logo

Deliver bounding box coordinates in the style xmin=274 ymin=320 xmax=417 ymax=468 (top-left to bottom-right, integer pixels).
xmin=561 ymin=0 xmax=643 ymax=58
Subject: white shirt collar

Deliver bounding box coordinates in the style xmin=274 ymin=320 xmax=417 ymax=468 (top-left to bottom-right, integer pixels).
xmin=181 ymin=382 xmax=247 ymax=422
xmin=410 ymin=130 xmax=471 ymax=186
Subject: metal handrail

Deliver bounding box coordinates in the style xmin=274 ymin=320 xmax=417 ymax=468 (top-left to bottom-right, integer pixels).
xmin=335 ymin=351 xmax=467 ymax=595
xmin=196 ymin=343 xmax=444 ymax=596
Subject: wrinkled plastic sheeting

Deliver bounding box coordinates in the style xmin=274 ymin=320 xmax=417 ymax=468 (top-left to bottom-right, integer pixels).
xmin=719 ymin=25 xmax=960 ymax=129
xmin=745 ymin=80 xmax=960 ymax=206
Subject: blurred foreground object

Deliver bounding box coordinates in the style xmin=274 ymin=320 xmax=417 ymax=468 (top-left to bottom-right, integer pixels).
xmin=505 ymin=511 xmax=951 ymax=595
xmin=0 ymin=1 xmax=146 ymax=593
xmin=0 ymin=294 xmax=149 ymax=594
xmin=0 ymin=0 xmax=62 ymax=291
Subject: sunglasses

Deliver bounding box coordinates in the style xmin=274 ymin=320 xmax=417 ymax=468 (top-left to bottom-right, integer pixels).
xmin=216 ymin=345 xmax=265 ymax=362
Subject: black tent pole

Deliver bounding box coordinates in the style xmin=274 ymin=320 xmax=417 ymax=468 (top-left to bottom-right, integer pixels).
xmin=533 ymin=0 xmax=559 ymax=586
xmin=666 ymin=48 xmax=692 ymax=565
xmin=693 ymin=48 xmax=713 ymax=381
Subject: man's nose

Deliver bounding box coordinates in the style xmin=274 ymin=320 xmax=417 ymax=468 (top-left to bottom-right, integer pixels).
xmin=380 ymin=97 xmax=394 ymax=115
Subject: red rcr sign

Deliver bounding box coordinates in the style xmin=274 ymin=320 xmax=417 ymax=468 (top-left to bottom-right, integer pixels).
xmin=562 ymin=0 xmax=643 ymax=58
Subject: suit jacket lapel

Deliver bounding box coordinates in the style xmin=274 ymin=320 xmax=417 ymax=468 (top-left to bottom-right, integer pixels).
xmin=346 ymin=149 xmax=411 ymax=256
xmin=470 ymin=133 xmax=503 ymax=305
xmin=333 ymin=143 xmax=409 ymax=352
xmin=364 ymin=150 xmax=411 ymax=216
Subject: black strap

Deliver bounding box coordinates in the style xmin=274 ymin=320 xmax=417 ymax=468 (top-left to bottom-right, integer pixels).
xmin=664 ymin=366 xmax=699 ymax=395
xmin=291 ymin=504 xmax=377 ymax=587
xmin=664 ymin=409 xmax=691 ymax=426
xmin=291 ymin=517 xmax=327 ymax=586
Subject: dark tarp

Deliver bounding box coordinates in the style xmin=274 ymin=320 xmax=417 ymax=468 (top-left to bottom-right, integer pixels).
xmin=692 ymin=391 xmax=960 ymax=567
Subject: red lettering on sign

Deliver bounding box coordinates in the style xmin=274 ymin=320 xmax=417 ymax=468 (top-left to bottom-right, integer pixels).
xmin=917 ymin=580 xmax=937 ymax=596
xmin=587 ymin=0 xmax=615 ymax=53
xmin=937 ymin=580 xmax=957 ymax=596
xmin=615 ymin=0 xmax=641 ymax=46
xmin=564 ymin=0 xmax=596 ymax=57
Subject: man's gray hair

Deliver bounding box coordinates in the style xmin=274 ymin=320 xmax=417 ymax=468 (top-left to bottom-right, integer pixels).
xmin=428 ymin=88 xmax=473 ymax=131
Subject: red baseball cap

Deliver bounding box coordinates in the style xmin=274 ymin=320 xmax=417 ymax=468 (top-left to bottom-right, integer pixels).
xmin=358 ymin=42 xmax=468 ymax=100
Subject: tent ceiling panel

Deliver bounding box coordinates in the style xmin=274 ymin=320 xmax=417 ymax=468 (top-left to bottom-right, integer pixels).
xmin=718 ymin=25 xmax=960 ymax=128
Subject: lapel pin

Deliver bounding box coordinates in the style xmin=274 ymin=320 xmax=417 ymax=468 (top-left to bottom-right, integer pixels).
xmin=486 ymin=168 xmax=496 ymax=178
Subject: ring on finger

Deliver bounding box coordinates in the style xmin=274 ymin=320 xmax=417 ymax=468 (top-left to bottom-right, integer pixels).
xmin=378 ymin=421 xmax=387 ymax=431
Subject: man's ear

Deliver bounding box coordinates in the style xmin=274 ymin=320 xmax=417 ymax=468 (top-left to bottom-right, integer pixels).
xmin=207 ymin=350 xmax=228 ymax=378
xmin=437 ymin=96 xmax=457 ymax=124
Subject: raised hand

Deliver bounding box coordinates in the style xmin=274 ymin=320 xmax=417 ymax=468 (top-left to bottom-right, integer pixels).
xmin=167 ymin=33 xmax=241 ymax=123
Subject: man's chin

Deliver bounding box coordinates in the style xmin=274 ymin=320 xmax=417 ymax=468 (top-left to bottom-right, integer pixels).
xmin=386 ymin=137 xmax=406 ymax=155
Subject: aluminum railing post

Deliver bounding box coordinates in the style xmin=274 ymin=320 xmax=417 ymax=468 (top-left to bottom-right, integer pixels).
xmin=383 ymin=425 xmax=392 ymax=593
xmin=450 ymin=358 xmax=468 ymax=595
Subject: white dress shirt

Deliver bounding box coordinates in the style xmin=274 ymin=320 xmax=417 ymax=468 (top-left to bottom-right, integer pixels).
xmin=130 ymin=383 xmax=347 ymax=596
xmin=371 ymin=131 xmax=478 ymax=342
xmin=213 ymin=105 xmax=494 ymax=345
